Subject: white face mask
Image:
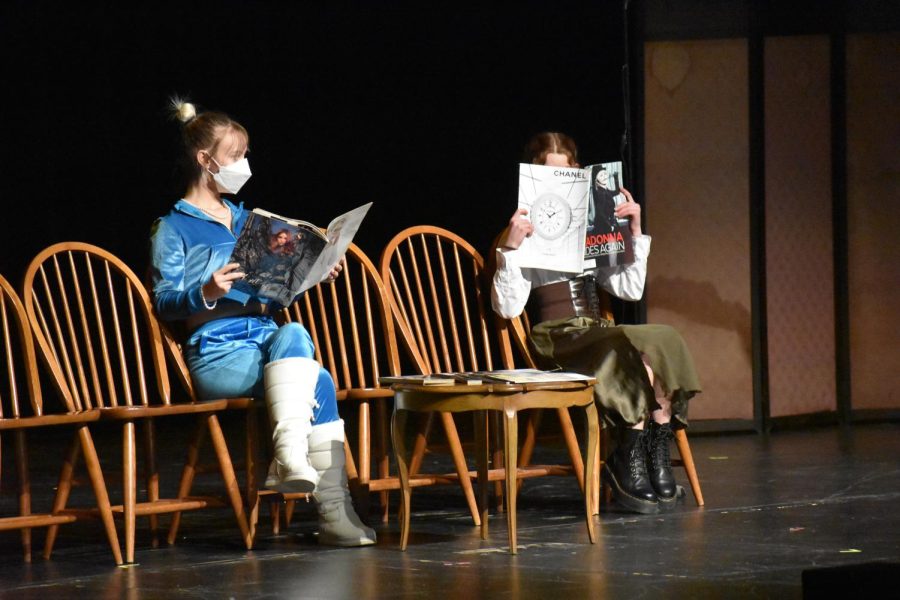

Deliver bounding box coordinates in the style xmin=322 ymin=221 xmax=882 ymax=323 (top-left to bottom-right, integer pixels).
xmin=208 ymin=157 xmax=252 ymax=194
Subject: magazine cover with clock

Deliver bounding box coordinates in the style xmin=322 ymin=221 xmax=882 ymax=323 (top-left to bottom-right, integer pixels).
xmin=515 ymin=161 xmax=633 ymax=273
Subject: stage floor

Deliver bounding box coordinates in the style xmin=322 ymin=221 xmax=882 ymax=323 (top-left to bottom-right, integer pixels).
xmin=0 ymin=421 xmax=898 ymax=598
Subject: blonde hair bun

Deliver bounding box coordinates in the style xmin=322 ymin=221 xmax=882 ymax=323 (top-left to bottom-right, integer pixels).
xmin=170 ymin=97 xmax=197 ymax=123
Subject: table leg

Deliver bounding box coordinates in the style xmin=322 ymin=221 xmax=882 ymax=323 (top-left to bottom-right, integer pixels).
xmin=392 ymin=408 xmax=412 ymax=551
xmin=503 ymin=409 xmax=518 ymax=554
xmin=584 ymin=402 xmax=598 ymax=544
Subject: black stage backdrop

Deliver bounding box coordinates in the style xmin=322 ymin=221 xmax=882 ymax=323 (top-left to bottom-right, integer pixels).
xmin=2 ymin=2 xmax=624 ymax=285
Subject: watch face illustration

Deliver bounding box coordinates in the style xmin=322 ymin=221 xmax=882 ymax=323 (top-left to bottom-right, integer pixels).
xmin=532 ymin=193 xmax=572 ymax=240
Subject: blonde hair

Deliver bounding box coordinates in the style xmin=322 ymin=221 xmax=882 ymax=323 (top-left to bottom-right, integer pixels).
xmin=169 ymin=97 xmax=248 ymax=188
xmin=170 ymin=97 xmax=197 ymax=123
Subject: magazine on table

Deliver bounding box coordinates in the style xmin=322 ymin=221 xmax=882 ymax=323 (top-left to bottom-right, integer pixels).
xmin=380 ymin=369 xmax=593 ymax=387
xmin=515 ymin=161 xmax=634 ymax=273
xmin=468 ymin=369 xmax=594 ymax=384
xmin=380 ymin=372 xmax=491 ymax=386
xmin=379 ymin=373 xmax=484 ymax=387
xmin=229 ymin=202 xmax=372 ymax=306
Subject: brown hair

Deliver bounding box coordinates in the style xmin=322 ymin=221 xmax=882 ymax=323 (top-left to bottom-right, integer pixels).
xmin=522 ymin=132 xmax=579 ymax=166
xmin=170 ymin=98 xmax=249 ymax=189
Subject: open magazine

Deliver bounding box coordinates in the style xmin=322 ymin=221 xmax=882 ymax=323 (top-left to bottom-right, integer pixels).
xmin=515 ymin=161 xmax=634 ymax=273
xmin=380 ymin=369 xmax=594 ymax=386
xmin=229 ymin=202 xmax=372 ymax=306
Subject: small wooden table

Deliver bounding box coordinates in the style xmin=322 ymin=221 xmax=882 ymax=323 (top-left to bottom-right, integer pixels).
xmin=388 ymin=378 xmax=598 ymax=554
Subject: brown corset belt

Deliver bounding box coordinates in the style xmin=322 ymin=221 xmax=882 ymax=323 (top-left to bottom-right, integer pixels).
xmin=532 ymin=274 xmax=605 ymax=323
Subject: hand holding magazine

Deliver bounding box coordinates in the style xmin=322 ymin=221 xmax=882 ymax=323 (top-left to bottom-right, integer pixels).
xmin=515 ymin=162 xmax=634 ymax=273
xmin=229 ymin=202 xmax=372 ymax=306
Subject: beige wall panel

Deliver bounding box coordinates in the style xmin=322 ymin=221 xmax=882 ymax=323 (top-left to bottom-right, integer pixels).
xmin=846 ymin=33 xmax=900 ymax=410
xmin=764 ymin=36 xmax=836 ymax=417
xmin=645 ymin=39 xmax=753 ymax=421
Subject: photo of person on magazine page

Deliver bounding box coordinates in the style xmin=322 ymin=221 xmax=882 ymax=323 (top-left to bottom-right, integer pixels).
xmin=585 ymin=162 xmax=634 ymax=268
xmin=587 ymin=165 xmax=621 ymax=233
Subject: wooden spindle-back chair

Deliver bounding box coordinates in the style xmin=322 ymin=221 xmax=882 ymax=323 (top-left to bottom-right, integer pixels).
xmin=152 ymin=311 xmax=274 ymax=543
xmin=22 ymin=242 xmax=251 ymax=563
xmin=488 ymin=233 xmax=705 ymax=509
xmin=486 ymin=232 xmax=601 ymax=508
xmin=379 ymin=226 xmax=587 ymax=513
xmin=160 ymin=242 xmax=400 ymax=537
xmin=0 ymin=273 xmax=122 ymax=563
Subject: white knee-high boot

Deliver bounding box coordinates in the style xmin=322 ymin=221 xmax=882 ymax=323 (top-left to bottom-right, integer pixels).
xmin=308 ymin=420 xmax=376 ymax=546
xmin=263 ymin=357 xmax=320 ymax=493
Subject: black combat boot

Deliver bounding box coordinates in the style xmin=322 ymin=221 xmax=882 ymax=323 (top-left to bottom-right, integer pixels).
xmin=601 ymin=428 xmax=659 ymax=514
xmin=647 ymin=421 xmax=680 ymax=511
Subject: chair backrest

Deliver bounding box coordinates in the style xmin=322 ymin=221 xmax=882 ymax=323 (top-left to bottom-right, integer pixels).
xmin=280 ymin=243 xmax=401 ymax=396
xmin=156 ymin=318 xmax=198 ymax=401
xmin=484 ymin=228 xmax=540 ymax=370
xmin=0 ymin=274 xmax=45 ymax=418
xmin=379 ymin=226 xmax=514 ymax=375
xmin=22 ymin=243 xmax=172 ymax=411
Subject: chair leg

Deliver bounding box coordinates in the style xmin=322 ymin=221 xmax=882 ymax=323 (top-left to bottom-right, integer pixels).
xmin=141 ymin=418 xmax=159 ymax=548
xmin=374 ymin=397 xmax=390 ymax=523
xmin=284 ymin=499 xmax=295 ymax=529
xmin=557 ymin=407 xmax=585 ymax=492
xmin=13 ymin=431 xmax=32 ymax=562
xmin=474 ymin=410 xmax=489 ymax=540
xmin=271 ymin=500 xmax=282 ymax=535
xmin=407 ymin=411 xmax=433 ymax=477
xmin=43 ymin=432 xmax=81 ymax=560
xmin=251 ymin=402 xmax=284 ymax=537
xmin=255 ymin=412 xmax=284 ymax=536
xmin=344 ymin=439 xmax=369 ymax=521
xmin=167 ymin=417 xmax=206 ymax=545
xmin=123 ymin=421 xmax=137 ymax=564
xmin=674 ymin=429 xmax=704 ymax=506
xmin=491 ymin=412 xmax=503 ymax=511
xmin=356 ymin=401 xmax=372 ymax=521
xmin=245 ymin=405 xmax=261 ymax=542
xmin=591 ymin=435 xmax=601 ymax=516
xmin=515 ymin=409 xmax=543 ymax=495
xmin=589 ymin=421 xmax=610 ymax=515
xmin=599 ymin=427 xmax=611 ymax=509
xmin=78 ymin=426 xmax=123 ymax=565
xmin=206 ymin=414 xmax=253 ymax=550
xmin=439 ymin=411 xmax=480 ymax=527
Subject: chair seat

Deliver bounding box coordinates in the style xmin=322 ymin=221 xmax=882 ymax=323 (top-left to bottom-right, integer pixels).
xmin=221 ymin=397 xmax=256 ymax=410
xmin=0 ymin=411 xmax=101 ymax=430
xmin=97 ymin=400 xmax=230 ymax=419
xmin=345 ymin=387 xmax=395 ymax=401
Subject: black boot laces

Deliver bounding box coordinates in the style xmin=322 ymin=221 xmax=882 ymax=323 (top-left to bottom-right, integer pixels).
xmin=650 ymin=425 xmax=673 ymax=470
xmin=629 ymin=431 xmax=652 ymax=478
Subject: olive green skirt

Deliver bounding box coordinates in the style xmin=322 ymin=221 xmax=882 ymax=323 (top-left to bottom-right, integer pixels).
xmin=530 ymin=316 xmax=701 ymax=429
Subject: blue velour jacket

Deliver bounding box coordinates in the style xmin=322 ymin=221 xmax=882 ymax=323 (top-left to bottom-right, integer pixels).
xmin=150 ymin=198 xmax=259 ymax=320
